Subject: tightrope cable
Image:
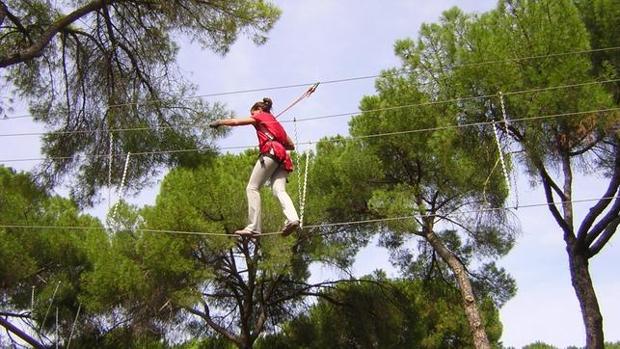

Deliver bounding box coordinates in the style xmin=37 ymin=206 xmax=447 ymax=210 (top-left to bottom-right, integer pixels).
xmin=3 ymin=46 xmax=620 ymax=121
xmin=0 ymin=196 xmax=616 ymax=237
xmin=1 ymin=77 xmax=618 ymax=139
xmin=0 ymin=46 xmax=620 ymax=120
xmin=2 ymin=106 xmax=618 ymax=164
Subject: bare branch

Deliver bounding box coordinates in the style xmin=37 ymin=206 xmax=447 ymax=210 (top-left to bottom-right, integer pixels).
xmin=585 ymin=196 xmax=620 ymax=246
xmin=589 ymin=216 xmax=620 ymax=256
xmin=568 ymin=134 xmax=603 ymax=157
xmin=0 ymin=2 xmax=6 ymax=27
xmin=0 ymin=312 xmax=31 ymax=318
xmin=0 ymin=317 xmax=45 ymax=349
xmin=538 ymin=162 xmax=567 ymax=201
xmin=537 ymin=164 xmax=572 ymax=236
xmin=186 ymin=304 xmax=241 ymax=346
xmin=579 ymin=144 xmax=620 ymax=244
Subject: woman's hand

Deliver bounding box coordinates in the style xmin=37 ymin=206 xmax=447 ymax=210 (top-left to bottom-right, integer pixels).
xmin=285 ymin=135 xmax=295 ymax=150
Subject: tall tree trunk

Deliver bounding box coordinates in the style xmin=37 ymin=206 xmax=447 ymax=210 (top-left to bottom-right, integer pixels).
xmin=558 ymin=148 xmax=605 ymax=348
xmin=566 ymin=238 xmax=604 ymax=349
xmin=424 ymin=226 xmax=491 ymax=349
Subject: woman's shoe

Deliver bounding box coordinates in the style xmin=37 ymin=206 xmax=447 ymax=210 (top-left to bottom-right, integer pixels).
xmin=281 ymin=220 xmax=300 ymax=237
xmin=234 ymin=228 xmax=260 ymax=237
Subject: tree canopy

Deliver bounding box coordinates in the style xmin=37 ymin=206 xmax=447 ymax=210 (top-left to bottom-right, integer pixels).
xmin=387 ymin=1 xmax=619 ymax=347
xmin=0 ymin=166 xmax=104 ymax=348
xmin=0 ymin=0 xmax=281 ymax=206
xmin=74 ymin=151 xmax=376 ymax=348
xmin=257 ymin=274 xmax=502 ymax=349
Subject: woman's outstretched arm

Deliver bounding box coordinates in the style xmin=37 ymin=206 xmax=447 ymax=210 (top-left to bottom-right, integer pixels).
xmin=210 ymin=117 xmax=256 ymax=128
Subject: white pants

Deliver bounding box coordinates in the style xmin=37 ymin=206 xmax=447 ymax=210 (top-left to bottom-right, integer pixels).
xmin=245 ymin=156 xmax=299 ymax=233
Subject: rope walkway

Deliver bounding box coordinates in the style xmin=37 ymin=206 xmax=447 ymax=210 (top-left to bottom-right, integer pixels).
xmin=1 ymin=47 xmax=617 ymax=240
xmin=0 ymin=196 xmax=615 ymax=237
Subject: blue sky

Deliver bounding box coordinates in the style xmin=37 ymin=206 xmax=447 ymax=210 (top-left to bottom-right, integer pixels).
xmin=1 ymin=1 xmax=619 ymax=348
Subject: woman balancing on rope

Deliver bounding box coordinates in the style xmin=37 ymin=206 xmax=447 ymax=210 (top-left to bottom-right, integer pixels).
xmin=209 ymin=98 xmax=300 ymax=237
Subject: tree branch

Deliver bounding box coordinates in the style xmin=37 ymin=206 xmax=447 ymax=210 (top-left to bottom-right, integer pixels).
xmin=299 ymin=291 xmax=346 ymax=306
xmin=584 ymin=195 xmax=620 ymax=246
xmin=252 ymin=304 xmax=267 ymax=338
xmin=0 ymin=317 xmax=45 ymax=349
xmin=0 ymin=1 xmax=33 ymax=44
xmin=0 ymin=0 xmax=116 ymax=67
xmin=568 ymin=134 xmax=603 ymax=157
xmin=0 ymin=311 xmax=31 ymax=318
xmin=577 ymin=144 xmax=620 ymax=244
xmin=186 ymin=304 xmax=241 ymax=346
xmin=0 ymin=2 xmax=5 ymax=27
xmin=589 ymin=216 xmax=620 ymax=256
xmin=268 ymin=278 xmax=378 ymax=306
xmin=538 ymin=165 xmax=572 ymax=236
xmin=538 ymin=162 xmax=567 ymax=201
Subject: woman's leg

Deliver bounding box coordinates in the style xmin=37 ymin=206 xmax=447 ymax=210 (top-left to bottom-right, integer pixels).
xmin=245 ymin=156 xmax=280 ymax=233
xmin=270 ymin=167 xmax=299 ymax=225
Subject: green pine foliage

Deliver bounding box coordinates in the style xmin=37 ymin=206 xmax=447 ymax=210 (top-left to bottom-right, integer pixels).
xmin=257 ymin=276 xmax=502 ymax=349
xmin=77 ymin=151 xmax=374 ymax=347
xmin=0 ymin=166 xmax=106 ymax=346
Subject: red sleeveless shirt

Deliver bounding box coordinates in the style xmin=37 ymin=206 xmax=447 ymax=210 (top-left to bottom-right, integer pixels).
xmin=251 ymin=112 xmax=293 ymax=172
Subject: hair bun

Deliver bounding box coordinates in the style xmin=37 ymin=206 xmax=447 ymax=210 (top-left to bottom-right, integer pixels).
xmin=262 ymin=97 xmax=273 ymax=107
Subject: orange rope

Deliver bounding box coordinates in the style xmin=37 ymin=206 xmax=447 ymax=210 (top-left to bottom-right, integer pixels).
xmin=275 ymin=82 xmax=320 ymax=119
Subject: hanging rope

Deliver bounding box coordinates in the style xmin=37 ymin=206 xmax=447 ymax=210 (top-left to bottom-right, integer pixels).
xmin=512 ymin=167 xmax=520 ymax=209
xmin=66 ymin=303 xmax=81 ymax=349
xmin=482 ymin=157 xmax=501 ymax=205
xmin=107 ymin=133 xmax=114 ymax=210
xmin=275 ymin=82 xmax=320 ymax=119
xmin=499 ymin=91 xmax=520 ymax=209
xmin=293 ymin=117 xmax=303 ymax=212
xmin=491 ymin=122 xmax=511 ymax=196
xmin=111 ymin=152 xmax=131 ymax=219
xmin=499 ymin=92 xmax=510 ymax=127
xmin=119 ymin=152 xmax=131 ymax=196
xmin=493 ymin=92 xmax=512 ymax=202
xmin=299 ymin=150 xmax=311 ymax=229
xmin=55 ymin=307 xmax=59 ymax=349
xmin=30 ymin=285 xmax=35 ymax=315
xmin=291 ymin=115 xmax=312 ymax=228
xmin=39 ymin=281 xmax=61 ymax=333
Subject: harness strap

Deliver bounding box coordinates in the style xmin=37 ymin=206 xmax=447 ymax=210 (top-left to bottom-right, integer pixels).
xmin=259 ymin=151 xmax=281 ymax=164
xmin=257 ymin=127 xmax=275 ymax=141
